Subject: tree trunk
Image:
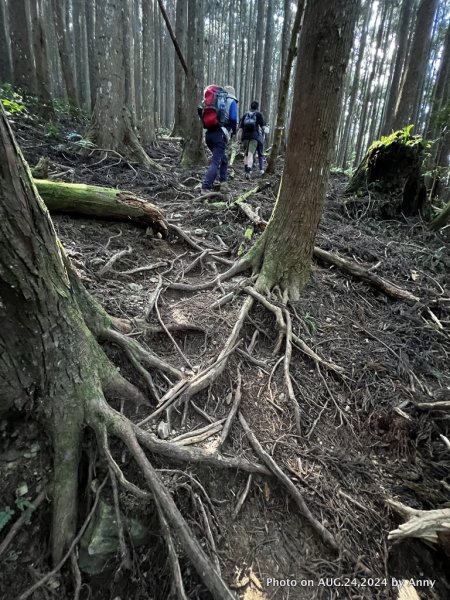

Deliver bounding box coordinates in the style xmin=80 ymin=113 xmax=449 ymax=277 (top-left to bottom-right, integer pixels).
xmin=391 ymin=0 xmax=438 ymax=130
xmin=248 ymin=0 xmax=359 ymax=300
xmin=266 ymin=0 xmax=304 ymax=174
xmin=382 ymin=0 xmax=414 ymax=134
xmin=180 ymin=0 xmax=206 ymax=167
xmin=171 ymin=0 xmax=187 ymax=137
xmin=8 ymin=0 xmax=37 ymax=93
xmin=29 ymin=0 xmax=54 ymax=115
xmin=52 ymin=0 xmax=78 ymax=106
xmin=86 ymin=0 xmax=155 ymax=166
xmin=260 ymin=0 xmax=275 ymax=120
xmin=252 ymin=0 xmax=265 ymax=103
xmin=141 ymin=0 xmax=156 ymax=145
xmin=85 ymin=0 xmax=96 ymax=111
xmin=0 ymin=0 xmax=12 ymax=84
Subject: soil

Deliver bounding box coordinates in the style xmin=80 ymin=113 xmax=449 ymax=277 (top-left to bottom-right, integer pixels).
xmin=1 ymin=112 xmax=449 ymax=600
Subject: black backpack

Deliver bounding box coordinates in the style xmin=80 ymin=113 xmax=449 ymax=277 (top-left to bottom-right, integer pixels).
xmin=243 ymin=111 xmax=257 ymax=133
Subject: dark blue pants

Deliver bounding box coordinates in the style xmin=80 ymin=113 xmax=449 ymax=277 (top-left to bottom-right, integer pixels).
xmin=203 ymin=129 xmax=228 ymax=189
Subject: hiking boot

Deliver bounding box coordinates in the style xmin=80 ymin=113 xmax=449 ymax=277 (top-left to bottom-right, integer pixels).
xmin=245 ymin=172 xmax=251 ymax=180
xmin=260 ymin=169 xmax=265 ymax=175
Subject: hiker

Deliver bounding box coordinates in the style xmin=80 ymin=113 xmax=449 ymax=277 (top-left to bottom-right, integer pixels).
xmin=237 ymin=100 xmax=266 ymax=179
xmin=200 ymin=85 xmax=238 ymax=192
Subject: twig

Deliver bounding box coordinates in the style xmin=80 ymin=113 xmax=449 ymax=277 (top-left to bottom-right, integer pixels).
xmin=18 ymin=478 xmax=108 ymax=600
xmin=233 ymin=475 xmax=253 ymax=519
xmin=155 ymin=296 xmax=194 ymax=369
xmin=98 ymin=246 xmax=133 ymax=277
xmin=172 ymin=419 xmax=225 ymax=445
xmin=238 ymin=413 xmax=339 ymax=552
xmin=144 ymin=274 xmax=163 ymax=319
xmin=218 ymin=368 xmax=243 ymax=450
xmin=115 ymin=261 xmax=167 ymax=276
xmin=70 ymin=551 xmax=82 ymax=600
xmin=196 ymin=495 xmax=221 ymax=574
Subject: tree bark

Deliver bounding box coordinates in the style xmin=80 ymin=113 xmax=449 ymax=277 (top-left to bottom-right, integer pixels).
xmin=29 ymin=0 xmax=53 ymax=114
xmin=8 ymin=0 xmax=37 ymax=93
xmin=248 ymin=0 xmax=360 ymax=300
xmin=260 ymin=0 xmax=275 ymax=120
xmin=391 ymin=0 xmax=438 ymax=130
xmin=52 ymin=0 xmax=78 ymax=106
xmin=86 ymin=0 xmax=155 ymax=166
xmin=266 ymin=0 xmax=304 ymax=174
xmin=0 ymin=0 xmax=12 ymax=84
xmin=141 ymin=0 xmax=156 ymax=145
xmin=34 ymin=179 xmax=168 ymax=235
xmin=171 ymin=0 xmax=188 ymax=137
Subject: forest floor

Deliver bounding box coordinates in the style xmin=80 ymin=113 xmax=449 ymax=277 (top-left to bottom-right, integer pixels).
xmin=1 ymin=112 xmax=449 ymax=600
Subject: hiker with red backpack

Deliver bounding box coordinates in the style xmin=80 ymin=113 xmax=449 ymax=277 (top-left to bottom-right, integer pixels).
xmin=199 ymin=85 xmax=238 ymax=192
xmin=237 ymin=100 xmax=266 ymax=180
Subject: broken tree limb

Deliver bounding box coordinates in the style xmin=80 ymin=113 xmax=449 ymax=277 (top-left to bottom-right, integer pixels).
xmin=238 ymin=412 xmax=339 ymax=552
xmin=387 ymin=499 xmax=450 ymax=545
xmin=34 ymin=179 xmax=168 ymax=236
xmin=313 ymin=246 xmax=420 ymax=303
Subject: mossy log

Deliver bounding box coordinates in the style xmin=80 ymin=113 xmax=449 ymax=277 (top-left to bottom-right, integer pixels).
xmin=345 ymin=131 xmax=427 ymax=218
xmin=34 ymin=179 xmax=168 ymax=236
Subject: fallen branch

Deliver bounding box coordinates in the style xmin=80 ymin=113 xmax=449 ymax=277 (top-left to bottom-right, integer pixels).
xmin=387 ymin=499 xmax=450 ymax=544
xmin=218 ymin=368 xmax=243 ymax=450
xmin=313 ymin=246 xmax=420 ymax=303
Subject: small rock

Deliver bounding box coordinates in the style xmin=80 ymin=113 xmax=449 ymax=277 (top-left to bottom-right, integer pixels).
xmin=157 ymin=421 xmax=170 ymax=439
xmin=194 ymin=228 xmax=207 ymax=236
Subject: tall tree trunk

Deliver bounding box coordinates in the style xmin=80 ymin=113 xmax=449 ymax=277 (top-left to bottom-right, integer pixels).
xmin=141 ymin=0 xmax=156 ymax=145
xmin=134 ymin=0 xmax=143 ymax=125
xmin=8 ymin=0 xmax=37 ymax=93
xmin=29 ymin=0 xmax=53 ymax=113
xmin=391 ymin=0 xmax=438 ymax=130
xmin=248 ymin=0 xmax=360 ymax=300
xmin=86 ymin=0 xmax=155 ymax=166
xmin=252 ymin=0 xmax=265 ymax=103
xmin=52 ymin=0 xmax=78 ymax=106
xmin=260 ymin=0 xmax=275 ymax=120
xmin=180 ymin=0 xmax=206 ymax=167
xmin=123 ymin=0 xmax=137 ymax=124
xmin=171 ymin=0 xmax=187 ymax=137
xmin=266 ymin=0 xmax=304 ymax=174
xmin=85 ymin=0 xmax=96 ymax=111
xmin=0 ymin=0 xmax=12 ymax=84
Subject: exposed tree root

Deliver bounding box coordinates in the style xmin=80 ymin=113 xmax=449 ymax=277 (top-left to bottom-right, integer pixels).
xmin=239 ymin=412 xmax=339 ymax=552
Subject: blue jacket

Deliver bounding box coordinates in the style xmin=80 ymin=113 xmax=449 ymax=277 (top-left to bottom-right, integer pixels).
xmin=227 ymin=98 xmax=238 ymax=135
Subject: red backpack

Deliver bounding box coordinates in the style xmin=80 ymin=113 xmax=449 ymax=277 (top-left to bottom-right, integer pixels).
xmin=200 ymin=85 xmax=229 ymax=129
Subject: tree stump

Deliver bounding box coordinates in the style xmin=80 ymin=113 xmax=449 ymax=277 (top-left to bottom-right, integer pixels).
xmin=345 ymin=129 xmax=428 ymax=218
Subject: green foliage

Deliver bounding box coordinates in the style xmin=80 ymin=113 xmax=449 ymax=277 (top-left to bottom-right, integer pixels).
xmin=0 ymin=85 xmax=26 ymax=116
xmin=0 ymin=506 xmax=15 ymax=531
xmin=44 ymin=121 xmax=61 ymax=138
xmin=0 ymin=495 xmax=35 ymax=532
xmin=369 ymin=125 xmax=432 ymax=154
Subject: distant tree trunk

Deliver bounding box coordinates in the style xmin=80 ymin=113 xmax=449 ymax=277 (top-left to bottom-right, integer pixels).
xmin=0 ymin=0 xmax=12 ymax=84
xmin=252 ymin=1 xmax=265 ymax=102
xmin=29 ymin=0 xmax=53 ymax=113
xmin=8 ymin=0 xmax=37 ymax=93
xmin=382 ymin=0 xmax=414 ymax=134
xmin=134 ymin=0 xmax=143 ymax=125
xmin=248 ymin=0 xmax=359 ymax=300
xmin=52 ymin=0 xmax=78 ymax=106
xmin=171 ymin=0 xmax=187 ymax=137
xmin=86 ymin=0 xmax=155 ymax=166
xmin=391 ymin=0 xmax=438 ymax=130
xmin=266 ymin=0 xmax=304 ymax=174
xmin=85 ymin=0 xmax=96 ymax=111
xmin=123 ymin=0 xmax=137 ymax=124
xmin=428 ymin=23 xmax=450 ymax=140
xmin=180 ymin=0 xmax=206 ymax=167
xmin=141 ymin=0 xmax=156 ymax=145
xmin=260 ymin=0 xmax=275 ymax=120
xmin=280 ymin=0 xmax=291 ymax=71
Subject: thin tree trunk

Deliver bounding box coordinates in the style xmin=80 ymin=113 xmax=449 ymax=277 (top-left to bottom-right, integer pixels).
xmin=0 ymin=0 xmax=12 ymax=83
xmin=141 ymin=0 xmax=156 ymax=145
xmin=8 ymin=0 xmax=36 ymax=93
xmin=260 ymin=0 xmax=275 ymax=119
xmin=52 ymin=0 xmax=78 ymax=106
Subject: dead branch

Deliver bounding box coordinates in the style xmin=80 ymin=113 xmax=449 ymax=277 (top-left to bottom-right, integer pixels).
xmin=414 ymin=400 xmax=450 ymax=410
xmin=238 ymin=412 xmax=339 ymax=552
xmin=313 ymin=247 xmax=420 ymax=303
xmin=233 ymin=475 xmax=253 ymax=520
xmin=98 ymin=246 xmax=133 ymax=277
xmin=218 ymin=368 xmax=243 ymax=450
xmin=387 ymin=499 xmax=450 ymax=544
xmin=283 ymin=308 xmax=301 ymax=436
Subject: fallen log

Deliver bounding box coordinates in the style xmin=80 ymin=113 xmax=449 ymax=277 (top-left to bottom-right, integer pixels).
xmin=34 ymin=179 xmax=168 ymax=236
xmin=387 ymin=499 xmax=450 ymax=546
